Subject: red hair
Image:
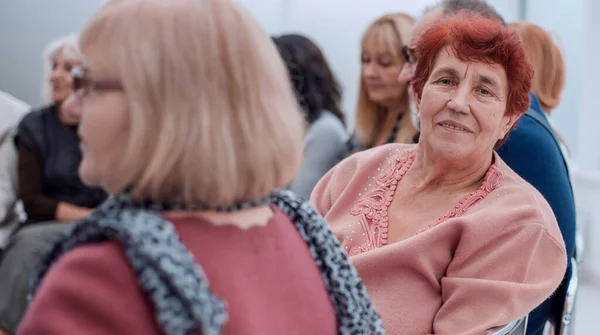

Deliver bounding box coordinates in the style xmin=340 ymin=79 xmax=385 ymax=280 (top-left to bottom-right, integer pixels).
xmin=412 ymin=13 xmax=533 ymax=121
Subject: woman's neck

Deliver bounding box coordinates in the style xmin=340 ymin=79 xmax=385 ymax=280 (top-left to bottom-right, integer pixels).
xmin=162 ymin=205 xmax=274 ymax=230
xmin=379 ymin=95 xmax=407 ymax=117
xmin=409 ymin=143 xmax=493 ymax=195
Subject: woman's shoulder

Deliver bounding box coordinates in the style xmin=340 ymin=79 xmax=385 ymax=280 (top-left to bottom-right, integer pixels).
xmin=21 ymin=241 xmax=162 ymax=334
xmin=474 ymin=154 xmax=563 ymax=245
xmin=308 ymin=111 xmax=347 ymax=138
xmin=17 ymin=105 xmax=55 ymax=131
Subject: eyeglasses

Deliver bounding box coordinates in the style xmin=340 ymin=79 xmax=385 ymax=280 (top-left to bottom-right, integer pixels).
xmin=72 ymin=66 xmax=123 ymax=97
xmin=401 ymin=45 xmax=417 ymax=64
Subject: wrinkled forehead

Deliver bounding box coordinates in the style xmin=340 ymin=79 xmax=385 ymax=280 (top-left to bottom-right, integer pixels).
xmin=431 ymin=47 xmax=508 ymax=92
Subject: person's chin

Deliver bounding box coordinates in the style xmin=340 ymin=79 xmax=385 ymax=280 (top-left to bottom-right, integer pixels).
xmin=78 ymin=162 xmax=96 ymax=187
xmin=52 ymin=92 xmax=70 ymax=104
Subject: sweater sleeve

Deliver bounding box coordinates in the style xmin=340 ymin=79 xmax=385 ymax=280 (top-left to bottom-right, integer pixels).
xmin=289 ymin=116 xmax=347 ymax=199
xmin=17 ymin=140 xmax=59 ymax=222
xmin=497 ymin=116 xmax=576 ymax=263
xmin=432 ymin=222 xmax=567 ymax=335
xmin=17 ymin=242 xmax=163 ymax=335
xmin=0 ymin=131 xmax=19 ymax=224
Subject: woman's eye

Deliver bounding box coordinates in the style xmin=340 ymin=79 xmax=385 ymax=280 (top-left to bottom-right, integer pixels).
xmin=438 ymin=78 xmax=453 ymax=85
xmin=478 ymin=88 xmax=492 ymax=96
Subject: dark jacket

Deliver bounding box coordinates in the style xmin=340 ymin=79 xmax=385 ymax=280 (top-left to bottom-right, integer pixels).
xmin=497 ymin=93 xmax=576 ymax=335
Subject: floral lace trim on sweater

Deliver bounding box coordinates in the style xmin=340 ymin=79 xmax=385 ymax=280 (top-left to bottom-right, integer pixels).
xmin=347 ymin=147 xmax=502 ymax=256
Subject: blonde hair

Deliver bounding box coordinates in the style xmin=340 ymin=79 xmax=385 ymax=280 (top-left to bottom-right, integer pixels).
xmin=42 ymin=34 xmax=82 ymax=102
xmin=510 ymin=22 xmax=565 ymax=113
xmin=355 ymin=13 xmax=417 ymax=148
xmin=80 ymin=0 xmax=305 ymax=206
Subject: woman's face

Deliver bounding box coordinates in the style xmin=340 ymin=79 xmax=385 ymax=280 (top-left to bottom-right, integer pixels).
xmin=361 ymin=42 xmax=407 ymax=107
xmin=74 ymin=55 xmax=130 ymax=193
xmin=416 ymin=46 xmax=517 ymax=162
xmin=49 ymin=50 xmax=80 ymax=104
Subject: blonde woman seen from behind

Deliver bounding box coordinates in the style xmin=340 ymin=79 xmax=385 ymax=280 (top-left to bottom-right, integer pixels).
xmin=17 ymin=1 xmax=382 ymax=334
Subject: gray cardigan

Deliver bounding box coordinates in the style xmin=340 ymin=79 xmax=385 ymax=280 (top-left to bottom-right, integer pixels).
xmin=289 ymin=111 xmax=347 ymax=199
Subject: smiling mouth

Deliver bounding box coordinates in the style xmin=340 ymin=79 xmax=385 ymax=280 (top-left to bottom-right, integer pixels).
xmin=438 ymin=121 xmax=473 ymax=133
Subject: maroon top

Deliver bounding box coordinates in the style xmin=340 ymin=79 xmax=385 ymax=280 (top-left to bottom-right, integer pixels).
xmin=17 ymin=207 xmax=337 ymax=335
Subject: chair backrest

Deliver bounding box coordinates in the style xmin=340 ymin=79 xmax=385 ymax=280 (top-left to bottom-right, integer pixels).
xmin=559 ymin=257 xmax=579 ymax=335
xmin=491 ymin=315 xmax=528 ymax=335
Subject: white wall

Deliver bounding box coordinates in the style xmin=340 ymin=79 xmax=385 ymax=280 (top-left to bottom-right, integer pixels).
xmin=0 ymin=0 xmax=531 ymax=130
xmin=525 ymin=0 xmax=585 ymax=158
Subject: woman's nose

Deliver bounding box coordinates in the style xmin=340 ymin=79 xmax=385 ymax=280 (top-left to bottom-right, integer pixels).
xmin=446 ymin=86 xmax=471 ymax=114
xmin=363 ymin=63 xmax=378 ymax=79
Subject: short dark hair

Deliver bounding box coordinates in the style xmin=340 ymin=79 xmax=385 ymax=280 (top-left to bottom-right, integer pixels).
xmin=441 ymin=0 xmax=505 ymax=24
xmin=273 ymin=34 xmax=345 ymax=126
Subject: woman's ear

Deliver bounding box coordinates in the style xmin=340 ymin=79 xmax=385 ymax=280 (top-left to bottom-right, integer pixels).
xmin=499 ymin=113 xmax=520 ymax=140
xmin=411 ymin=87 xmax=421 ymax=112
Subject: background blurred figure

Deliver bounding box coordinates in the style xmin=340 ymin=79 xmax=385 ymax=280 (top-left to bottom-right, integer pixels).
xmin=510 ymin=22 xmax=570 ymax=154
xmin=18 ymin=0 xmax=382 ymax=334
xmin=273 ymin=34 xmax=347 ymax=198
xmin=0 ymin=36 xmax=107 ymax=335
xmin=0 ymin=92 xmax=29 ymax=136
xmin=350 ymin=13 xmax=418 ymax=153
xmin=508 ymin=21 xmax=576 ymax=335
xmin=16 ymin=35 xmax=107 ymax=225
xmin=0 ymin=92 xmax=29 ymax=249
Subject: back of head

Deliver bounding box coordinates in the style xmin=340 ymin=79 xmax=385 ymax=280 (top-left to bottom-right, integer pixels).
xmin=440 ymin=0 xmax=505 ymax=24
xmin=80 ymin=0 xmax=305 ymax=205
xmin=273 ymin=34 xmax=345 ymax=125
xmin=412 ymin=13 xmax=533 ymax=131
xmin=510 ymin=22 xmax=565 ymax=113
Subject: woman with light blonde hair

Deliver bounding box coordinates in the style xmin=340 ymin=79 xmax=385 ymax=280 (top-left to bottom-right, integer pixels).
xmin=350 ymin=13 xmax=418 ymax=152
xmin=0 ymin=35 xmax=107 ymax=335
xmin=17 ymin=0 xmax=382 ymax=334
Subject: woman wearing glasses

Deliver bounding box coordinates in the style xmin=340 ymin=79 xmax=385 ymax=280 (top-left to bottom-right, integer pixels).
xmin=348 ymin=13 xmax=419 ymax=154
xmin=17 ymin=0 xmax=382 ymax=334
xmin=0 ymin=36 xmax=107 ymax=335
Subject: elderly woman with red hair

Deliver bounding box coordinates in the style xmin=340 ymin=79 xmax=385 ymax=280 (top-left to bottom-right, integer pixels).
xmin=311 ymin=14 xmax=567 ymax=334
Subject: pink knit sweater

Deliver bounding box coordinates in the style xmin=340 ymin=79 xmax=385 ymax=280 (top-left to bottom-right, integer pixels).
xmin=311 ymin=143 xmax=567 ymax=334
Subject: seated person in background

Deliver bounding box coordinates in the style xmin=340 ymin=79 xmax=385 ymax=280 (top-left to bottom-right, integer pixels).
xmin=347 ymin=13 xmax=418 ymax=155
xmin=0 ymin=91 xmax=29 ymax=135
xmin=16 ymin=36 xmax=107 ymax=225
xmin=0 ymin=92 xmax=30 ymax=248
xmin=501 ymin=21 xmax=576 ymax=335
xmin=311 ymin=14 xmax=567 ymax=334
xmin=17 ymin=0 xmax=382 ymax=334
xmin=273 ymin=34 xmax=348 ymax=198
xmin=0 ymin=36 xmax=107 ymax=335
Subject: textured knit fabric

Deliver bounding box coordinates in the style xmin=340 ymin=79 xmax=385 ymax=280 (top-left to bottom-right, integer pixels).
xmin=311 ymin=143 xmax=567 ymax=335
xmin=19 ymin=190 xmax=383 ymax=335
xmin=289 ymin=111 xmax=347 ymax=199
